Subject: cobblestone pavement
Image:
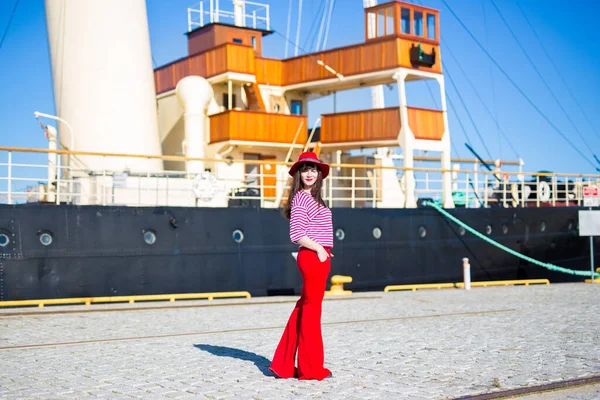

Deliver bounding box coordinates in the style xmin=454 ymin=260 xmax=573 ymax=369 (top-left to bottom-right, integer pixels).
xmin=0 ymin=283 xmax=598 ymax=399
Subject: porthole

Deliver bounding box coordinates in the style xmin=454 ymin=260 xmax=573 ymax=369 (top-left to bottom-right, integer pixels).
xmin=232 ymin=229 xmax=244 ymax=243
xmin=540 ymin=221 xmax=546 ymax=233
xmin=502 ymin=224 xmax=509 ymax=235
xmin=458 ymin=226 xmax=466 ymax=236
xmin=418 ymin=226 xmax=427 ymax=238
xmin=335 ymin=228 xmax=345 ymax=241
xmin=39 ymin=232 xmax=53 ymax=246
xmin=485 ymin=225 xmax=492 ymax=235
xmin=143 ymin=230 xmax=157 ymax=245
xmin=0 ymin=233 xmax=9 ymax=247
xmin=274 ymin=103 xmax=281 ymax=112
xmin=372 ymin=227 xmax=382 ymax=239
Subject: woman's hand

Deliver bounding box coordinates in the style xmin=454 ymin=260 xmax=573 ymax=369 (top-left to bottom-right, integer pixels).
xmin=317 ymin=247 xmax=329 ymax=262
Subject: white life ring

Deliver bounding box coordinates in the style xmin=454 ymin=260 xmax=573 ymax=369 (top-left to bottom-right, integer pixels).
xmin=192 ymin=172 xmax=219 ymax=201
xmin=538 ymin=181 xmax=551 ymax=202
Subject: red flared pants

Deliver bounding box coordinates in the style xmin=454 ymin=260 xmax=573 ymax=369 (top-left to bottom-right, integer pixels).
xmin=270 ymin=247 xmax=331 ymax=380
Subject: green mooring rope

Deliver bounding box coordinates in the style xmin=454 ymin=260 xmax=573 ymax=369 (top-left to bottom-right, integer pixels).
xmin=424 ymin=201 xmax=598 ymax=279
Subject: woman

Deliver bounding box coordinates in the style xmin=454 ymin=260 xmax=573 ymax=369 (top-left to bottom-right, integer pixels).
xmin=269 ymin=151 xmax=333 ymax=381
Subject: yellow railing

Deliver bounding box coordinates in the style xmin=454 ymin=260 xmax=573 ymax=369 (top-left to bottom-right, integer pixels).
xmin=384 ymin=279 xmax=550 ymax=292
xmin=0 ymin=291 xmax=251 ymax=308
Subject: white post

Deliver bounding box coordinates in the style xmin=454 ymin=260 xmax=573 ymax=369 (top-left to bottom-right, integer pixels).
xmin=266 ymin=4 xmax=270 ymax=30
xmin=394 ymin=70 xmax=417 ymax=208
xmin=200 ymin=2 xmax=204 ymax=26
xmin=233 ymin=0 xmax=245 ymax=27
xmin=46 ymin=126 xmax=58 ymax=203
xmin=228 ymin=80 xmax=233 ymax=110
xmin=351 ymin=168 xmax=356 ymax=208
xmin=437 ymin=76 xmax=454 ymax=209
xmin=473 ymin=162 xmax=479 ymax=208
xmin=463 ymin=257 xmax=471 ymax=290
xmin=7 ymin=152 xmax=12 ymax=204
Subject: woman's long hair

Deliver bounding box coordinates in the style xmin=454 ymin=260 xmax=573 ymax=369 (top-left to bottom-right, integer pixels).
xmin=283 ymin=162 xmax=328 ymax=220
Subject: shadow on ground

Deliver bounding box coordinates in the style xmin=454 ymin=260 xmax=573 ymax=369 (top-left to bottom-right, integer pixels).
xmin=194 ymin=344 xmax=275 ymax=377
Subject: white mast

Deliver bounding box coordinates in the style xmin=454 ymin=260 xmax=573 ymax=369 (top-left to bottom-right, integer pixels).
xmin=363 ymin=0 xmax=385 ymax=109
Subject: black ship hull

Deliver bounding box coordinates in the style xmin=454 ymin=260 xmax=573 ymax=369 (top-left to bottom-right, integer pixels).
xmin=0 ymin=204 xmax=591 ymax=301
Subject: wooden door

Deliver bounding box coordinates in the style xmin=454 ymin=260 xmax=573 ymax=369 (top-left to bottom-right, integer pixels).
xmin=260 ymin=156 xmax=277 ymax=200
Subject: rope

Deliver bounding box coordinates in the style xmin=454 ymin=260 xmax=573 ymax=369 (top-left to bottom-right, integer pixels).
xmin=439 ymin=0 xmax=599 ymax=172
xmin=424 ymin=201 xmax=598 ymax=279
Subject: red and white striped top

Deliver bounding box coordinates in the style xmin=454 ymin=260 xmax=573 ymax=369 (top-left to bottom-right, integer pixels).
xmin=290 ymin=190 xmax=333 ymax=248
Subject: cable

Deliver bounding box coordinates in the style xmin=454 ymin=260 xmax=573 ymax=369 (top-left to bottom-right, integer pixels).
xmin=489 ymin=0 xmax=597 ymax=159
xmin=0 ymin=0 xmax=19 ymax=50
xmin=516 ymin=1 xmax=600 ymax=144
xmin=439 ymin=0 xmax=599 ymax=171
xmin=446 ymin=90 xmax=474 ymax=149
xmin=481 ymin=0 xmax=501 ymax=159
xmin=315 ymin=0 xmax=328 ymax=51
xmin=444 ymin=64 xmax=493 ymax=160
xmin=294 ymin=0 xmax=303 ymax=56
xmin=443 ymin=42 xmax=521 ymax=159
xmin=284 ymin=0 xmax=293 ymax=58
xmin=321 ymin=0 xmax=336 ymax=50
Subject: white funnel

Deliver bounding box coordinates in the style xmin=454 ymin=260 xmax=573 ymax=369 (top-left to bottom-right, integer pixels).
xmin=44 ymin=0 xmax=163 ymax=173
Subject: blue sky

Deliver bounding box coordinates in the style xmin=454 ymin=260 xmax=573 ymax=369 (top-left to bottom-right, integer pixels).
xmin=1 ymin=0 xmax=599 ymax=175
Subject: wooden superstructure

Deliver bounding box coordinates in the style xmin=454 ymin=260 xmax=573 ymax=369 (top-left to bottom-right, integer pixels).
xmin=155 ymin=0 xmax=453 ymax=208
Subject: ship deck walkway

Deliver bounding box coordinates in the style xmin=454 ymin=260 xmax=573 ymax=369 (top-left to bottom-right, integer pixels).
xmin=1 ymin=283 xmax=598 ymax=399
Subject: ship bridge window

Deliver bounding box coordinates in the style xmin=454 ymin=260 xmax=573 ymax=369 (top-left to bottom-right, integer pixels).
xmin=427 ymin=14 xmax=436 ymax=40
xmin=414 ymin=11 xmax=424 ymax=37
xmin=222 ymin=93 xmax=237 ymax=109
xmin=232 ymin=38 xmax=243 ymax=44
xmin=373 ymin=7 xmax=395 ymax=38
xmin=401 ymin=8 xmax=410 ymax=34
xmin=291 ymin=100 xmax=303 ymax=115
xmin=386 ymin=7 xmax=394 ymax=35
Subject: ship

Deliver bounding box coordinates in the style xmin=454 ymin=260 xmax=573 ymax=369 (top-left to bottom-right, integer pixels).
xmin=0 ymin=0 xmax=596 ymax=301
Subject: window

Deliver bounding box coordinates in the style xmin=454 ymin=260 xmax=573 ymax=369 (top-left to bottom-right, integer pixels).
xmin=251 ymin=36 xmax=256 ymax=49
xmin=386 ymin=7 xmax=394 ymax=35
xmin=243 ymin=154 xmax=260 ymax=187
xmin=377 ymin=10 xmax=385 ymax=37
xmin=232 ymin=38 xmax=243 ymax=44
xmin=414 ymin=11 xmax=423 ymax=36
xmin=222 ymin=93 xmax=237 ymax=109
xmin=427 ymin=14 xmax=436 ymax=40
xmin=291 ymin=100 xmax=302 ymax=115
xmin=401 ymin=8 xmax=410 ymax=34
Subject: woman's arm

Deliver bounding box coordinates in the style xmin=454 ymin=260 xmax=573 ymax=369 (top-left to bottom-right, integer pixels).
xmin=297 ymin=237 xmax=330 ymax=262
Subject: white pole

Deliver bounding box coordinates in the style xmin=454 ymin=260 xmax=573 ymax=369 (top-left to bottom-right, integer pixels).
xmin=284 ymin=0 xmax=292 ymax=57
xmin=7 ymin=152 xmax=12 ymax=205
xmin=591 ymin=205 xmax=595 ymax=284
xmin=46 ymin=126 xmax=57 ymax=203
xmin=463 ymin=257 xmax=471 ymax=290
xmin=34 ymin=111 xmax=74 ymax=151
xmin=294 ymin=0 xmax=303 ymax=56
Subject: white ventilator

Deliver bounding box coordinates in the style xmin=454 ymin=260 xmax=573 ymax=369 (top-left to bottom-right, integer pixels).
xmin=44 ymin=0 xmax=163 ymax=173
xmin=176 ymin=76 xmax=215 ymax=174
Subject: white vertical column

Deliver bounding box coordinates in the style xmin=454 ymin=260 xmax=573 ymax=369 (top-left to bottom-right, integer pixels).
xmin=394 ymin=70 xmax=417 ymax=208
xmin=437 ymin=75 xmax=455 ymax=208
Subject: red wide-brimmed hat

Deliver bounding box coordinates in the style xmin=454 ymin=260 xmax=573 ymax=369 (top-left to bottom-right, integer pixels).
xmin=288 ymin=151 xmax=330 ymax=178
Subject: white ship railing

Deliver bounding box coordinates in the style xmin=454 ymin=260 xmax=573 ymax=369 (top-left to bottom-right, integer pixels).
xmin=188 ymin=0 xmax=270 ymax=32
xmin=0 ymin=146 xmax=599 ymax=209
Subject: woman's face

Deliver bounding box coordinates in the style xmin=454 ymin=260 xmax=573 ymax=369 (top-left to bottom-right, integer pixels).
xmin=300 ymin=165 xmax=319 ymax=189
